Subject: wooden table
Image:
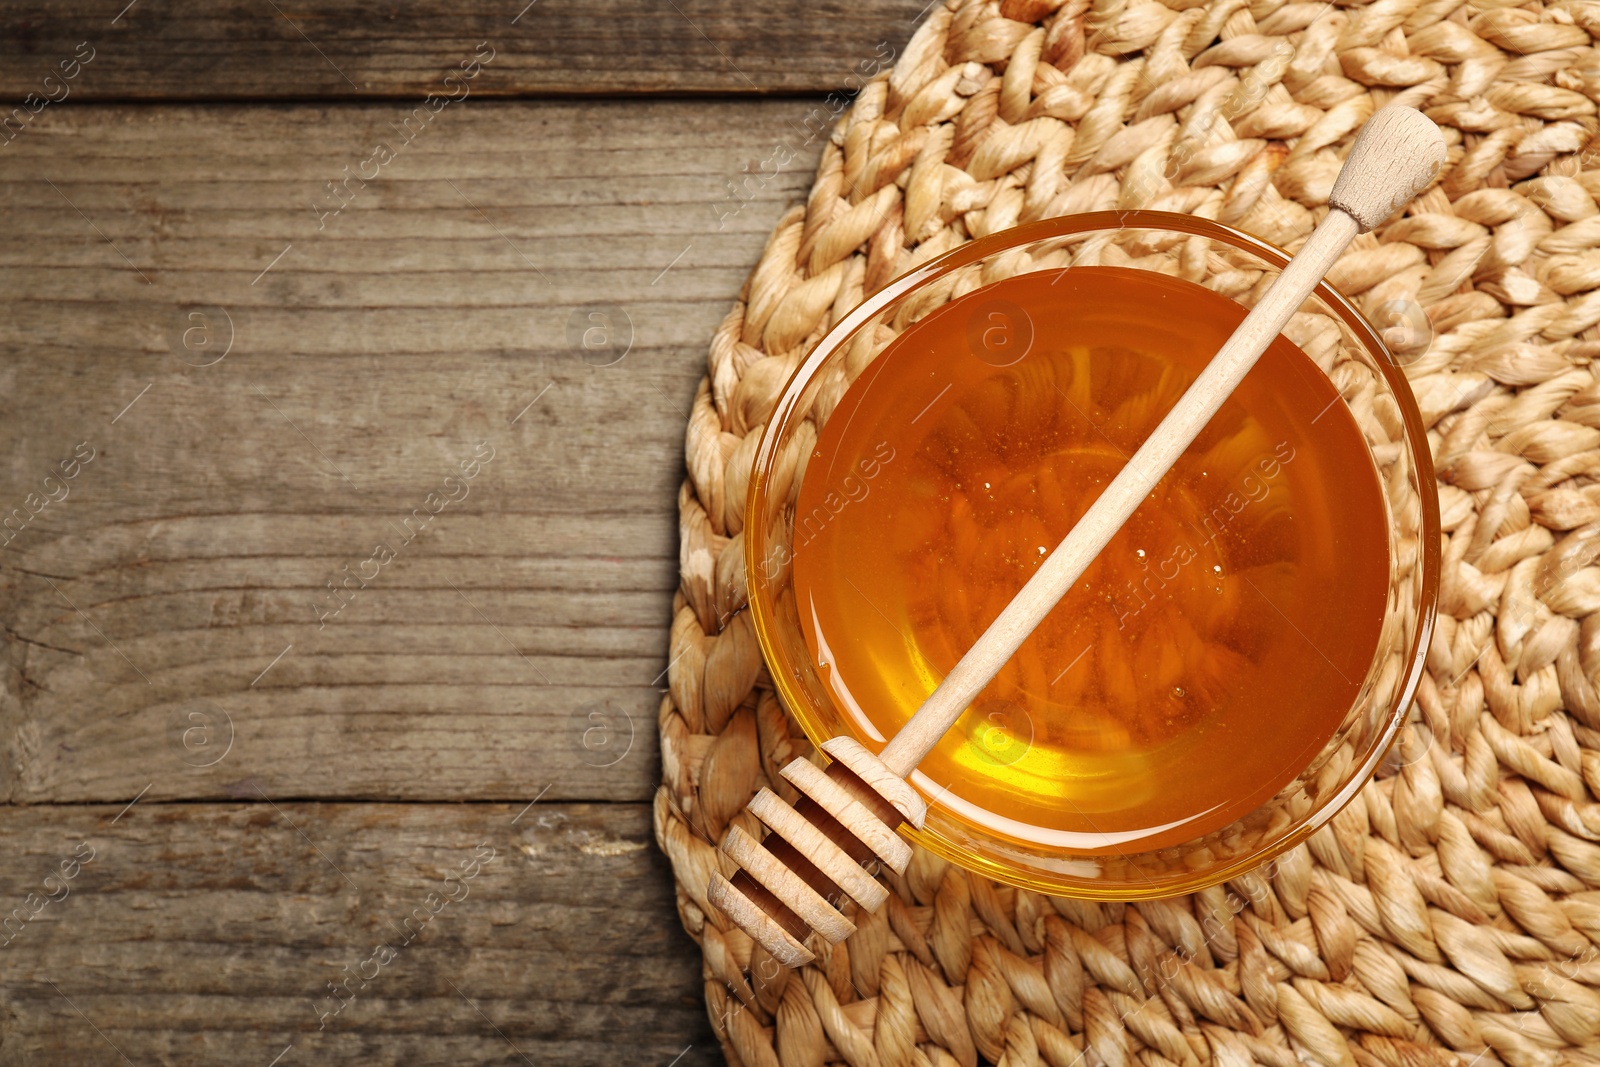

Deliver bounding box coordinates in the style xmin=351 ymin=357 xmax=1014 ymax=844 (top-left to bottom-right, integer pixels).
xmin=0 ymin=3 xmax=924 ymax=1061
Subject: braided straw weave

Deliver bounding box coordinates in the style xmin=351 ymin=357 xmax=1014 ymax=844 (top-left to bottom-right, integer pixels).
xmin=652 ymin=0 xmax=1600 ymax=1062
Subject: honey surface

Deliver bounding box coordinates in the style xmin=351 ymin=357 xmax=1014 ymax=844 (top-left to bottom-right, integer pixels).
xmin=791 ymin=266 xmax=1390 ymax=854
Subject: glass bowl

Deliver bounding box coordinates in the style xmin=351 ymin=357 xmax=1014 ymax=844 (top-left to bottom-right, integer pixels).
xmin=744 ymin=209 xmax=1439 ymax=899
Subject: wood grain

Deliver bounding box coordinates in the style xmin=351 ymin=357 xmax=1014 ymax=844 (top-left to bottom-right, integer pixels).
xmin=0 ymin=0 xmax=922 ymax=100
xmin=0 ymin=100 xmax=827 ymax=804
xmin=0 ymin=801 xmax=718 ymax=1064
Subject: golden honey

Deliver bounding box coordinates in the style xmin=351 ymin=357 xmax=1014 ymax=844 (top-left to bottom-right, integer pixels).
xmin=792 ymin=266 xmax=1390 ymax=854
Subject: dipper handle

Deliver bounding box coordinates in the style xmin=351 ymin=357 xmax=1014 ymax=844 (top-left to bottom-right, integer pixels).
xmin=878 ymin=103 xmax=1446 ymax=778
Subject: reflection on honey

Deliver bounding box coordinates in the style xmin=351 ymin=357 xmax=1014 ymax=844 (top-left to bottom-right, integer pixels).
xmin=792 ymin=267 xmax=1390 ymax=854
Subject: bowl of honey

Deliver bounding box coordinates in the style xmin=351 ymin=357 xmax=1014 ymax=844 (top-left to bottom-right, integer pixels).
xmin=745 ymin=209 xmax=1439 ymax=898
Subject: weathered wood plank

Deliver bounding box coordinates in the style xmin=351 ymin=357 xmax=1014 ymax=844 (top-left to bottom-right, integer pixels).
xmin=0 ymin=801 xmax=717 ymax=1064
xmin=0 ymin=100 xmax=823 ymax=804
xmin=0 ymin=0 xmax=920 ymax=100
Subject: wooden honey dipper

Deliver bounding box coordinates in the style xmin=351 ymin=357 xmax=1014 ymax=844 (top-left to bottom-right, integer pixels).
xmin=710 ymin=104 xmax=1448 ymax=967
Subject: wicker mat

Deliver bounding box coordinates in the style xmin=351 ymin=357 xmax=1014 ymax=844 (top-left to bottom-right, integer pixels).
xmin=652 ymin=0 xmax=1600 ymax=1063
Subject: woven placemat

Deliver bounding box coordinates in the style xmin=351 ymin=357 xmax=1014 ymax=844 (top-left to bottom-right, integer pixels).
xmin=653 ymin=0 xmax=1600 ymax=1063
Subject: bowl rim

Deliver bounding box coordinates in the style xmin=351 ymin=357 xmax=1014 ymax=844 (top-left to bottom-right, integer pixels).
xmin=743 ymin=208 xmax=1441 ymax=898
